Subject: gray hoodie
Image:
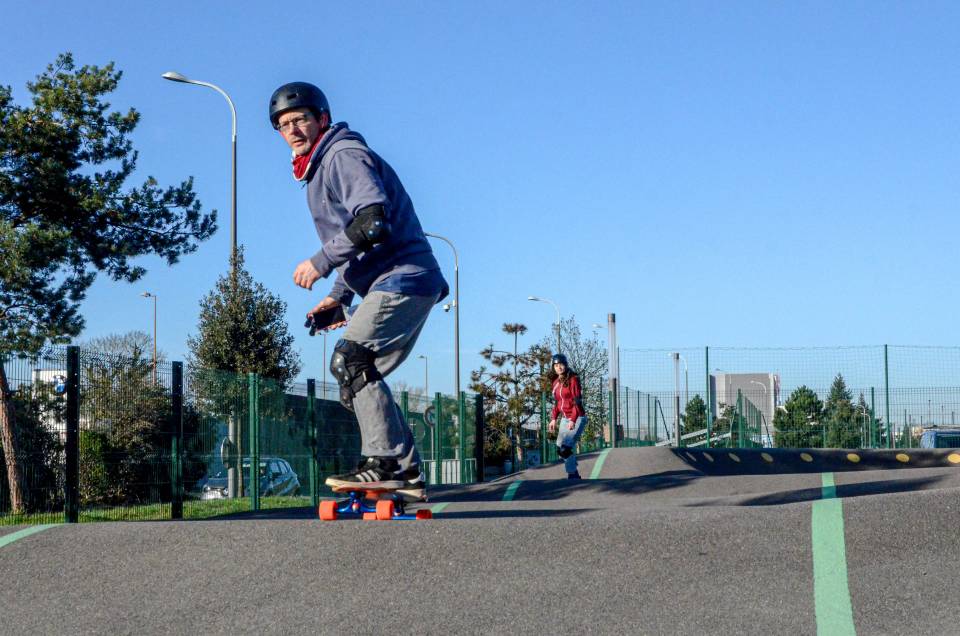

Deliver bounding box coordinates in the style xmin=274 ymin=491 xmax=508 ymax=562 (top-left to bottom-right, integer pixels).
xmin=301 ymin=122 xmax=448 ymax=305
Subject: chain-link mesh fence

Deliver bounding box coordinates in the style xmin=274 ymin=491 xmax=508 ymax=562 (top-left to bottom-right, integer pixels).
xmin=616 ymin=345 xmax=960 ymax=450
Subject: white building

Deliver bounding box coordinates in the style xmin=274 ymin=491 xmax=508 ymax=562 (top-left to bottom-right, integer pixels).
xmin=710 ymin=372 xmax=780 ymax=444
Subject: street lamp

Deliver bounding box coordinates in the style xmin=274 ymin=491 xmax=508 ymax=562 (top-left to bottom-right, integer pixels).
xmin=424 ymin=233 xmax=459 ymax=397
xmin=140 ymin=292 xmax=157 ymax=386
xmin=418 ymin=355 xmax=429 ymax=400
xmin=162 ymin=71 xmax=238 ymax=276
xmin=528 ymin=295 xmax=561 ymax=354
xmin=749 ymin=379 xmax=766 ymax=403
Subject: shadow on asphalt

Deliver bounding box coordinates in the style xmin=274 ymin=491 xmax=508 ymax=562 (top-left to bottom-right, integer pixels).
xmin=203 ymin=506 xmax=596 ymax=521
xmin=432 ymin=471 xmax=702 ymax=502
xmin=673 ymin=447 xmax=960 ymax=474
xmin=684 ymin=474 xmax=952 ymax=507
xmin=427 ymin=508 xmax=595 ymax=520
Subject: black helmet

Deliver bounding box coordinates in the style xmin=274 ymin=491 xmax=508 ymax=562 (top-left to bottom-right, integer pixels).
xmin=551 ymin=353 xmax=568 ymax=367
xmin=269 ymin=82 xmax=330 ymax=129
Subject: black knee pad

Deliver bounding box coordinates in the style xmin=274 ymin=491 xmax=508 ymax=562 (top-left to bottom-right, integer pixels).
xmin=558 ymin=445 xmax=573 ymax=459
xmin=330 ymin=339 xmax=382 ymax=411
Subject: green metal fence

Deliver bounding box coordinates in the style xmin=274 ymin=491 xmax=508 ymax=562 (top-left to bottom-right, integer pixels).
xmin=616 ymin=345 xmax=960 ymax=449
xmin=1 ymin=346 xmax=479 ymax=525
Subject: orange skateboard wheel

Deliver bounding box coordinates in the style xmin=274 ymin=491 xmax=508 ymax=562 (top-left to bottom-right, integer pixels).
xmin=375 ymin=499 xmax=395 ymax=521
xmin=318 ymin=500 xmax=337 ymax=521
xmin=362 ymin=512 xmax=377 ymax=520
xmin=415 ymin=509 xmax=433 ymax=520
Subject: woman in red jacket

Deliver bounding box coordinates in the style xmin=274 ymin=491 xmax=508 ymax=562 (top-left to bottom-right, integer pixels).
xmin=548 ymin=353 xmax=587 ymax=479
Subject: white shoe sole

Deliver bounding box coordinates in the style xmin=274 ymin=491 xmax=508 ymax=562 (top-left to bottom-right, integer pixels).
xmin=325 ymin=477 xmax=404 ymax=490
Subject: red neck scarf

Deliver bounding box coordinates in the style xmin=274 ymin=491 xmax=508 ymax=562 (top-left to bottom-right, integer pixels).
xmin=290 ymin=129 xmax=325 ymax=180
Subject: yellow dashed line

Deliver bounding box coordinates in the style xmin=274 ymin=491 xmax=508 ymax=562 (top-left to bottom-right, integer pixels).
xmin=846 ymin=453 xmax=861 ymax=463
xmin=684 ymin=452 xmax=697 ymax=462
xmin=703 ymin=453 xmax=715 ymax=463
xmin=948 ymin=453 xmax=960 ymax=465
xmin=761 ymin=452 xmax=774 ymax=463
xmin=896 ymin=453 xmax=910 ymax=463
xmin=800 ymin=453 xmax=814 ymax=462
xmin=728 ymin=453 xmax=741 ymax=463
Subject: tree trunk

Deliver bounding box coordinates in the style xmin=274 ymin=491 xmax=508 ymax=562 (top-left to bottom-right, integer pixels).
xmin=0 ymin=363 xmax=27 ymax=513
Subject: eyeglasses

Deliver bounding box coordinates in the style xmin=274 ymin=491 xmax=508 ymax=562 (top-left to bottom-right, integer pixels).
xmin=277 ymin=115 xmax=314 ymax=133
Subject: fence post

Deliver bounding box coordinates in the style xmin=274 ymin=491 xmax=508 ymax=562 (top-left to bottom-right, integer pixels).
xmin=624 ymin=389 xmax=630 ymax=445
xmin=307 ymin=379 xmax=318 ymax=508
xmin=170 ymin=362 xmax=183 ymax=520
xmin=607 ymin=389 xmax=614 ymax=448
xmin=734 ymin=389 xmax=743 ymax=448
xmin=540 ymin=392 xmax=548 ymax=464
xmin=433 ymin=393 xmax=443 ymax=485
xmin=653 ymin=397 xmax=659 ymax=441
xmin=65 ymin=346 xmax=79 ymax=524
xmin=248 ymin=373 xmax=260 ymax=512
xmin=705 ymin=346 xmax=712 ymax=448
xmin=474 ymin=394 xmax=485 ymax=483
xmin=869 ymin=387 xmax=877 ymax=449
xmin=458 ymin=391 xmax=467 ymax=484
xmin=884 ymin=345 xmax=891 ymax=449
xmin=647 ymin=393 xmax=660 ymax=446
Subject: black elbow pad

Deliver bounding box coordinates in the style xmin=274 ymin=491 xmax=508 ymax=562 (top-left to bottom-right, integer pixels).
xmin=345 ymin=205 xmax=390 ymax=251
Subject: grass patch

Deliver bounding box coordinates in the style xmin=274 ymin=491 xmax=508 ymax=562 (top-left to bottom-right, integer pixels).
xmin=0 ymin=511 xmax=67 ymax=526
xmin=0 ymin=496 xmax=317 ymax=525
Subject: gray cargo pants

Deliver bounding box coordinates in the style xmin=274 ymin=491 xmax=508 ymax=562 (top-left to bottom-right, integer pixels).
xmin=339 ymin=290 xmax=439 ymax=472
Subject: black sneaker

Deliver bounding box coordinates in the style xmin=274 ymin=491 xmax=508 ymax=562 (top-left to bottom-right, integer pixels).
xmin=325 ymin=457 xmax=404 ymax=490
xmin=567 ymin=471 xmax=582 ymax=480
xmin=396 ymin=465 xmax=427 ymax=501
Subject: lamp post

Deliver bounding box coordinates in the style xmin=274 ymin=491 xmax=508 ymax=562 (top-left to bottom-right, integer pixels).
xmin=528 ymin=296 xmax=561 ymax=353
xmin=162 ymin=71 xmax=238 ymax=276
xmin=591 ymin=322 xmax=605 ymax=401
xmin=163 ymin=71 xmax=239 ymax=498
xmin=418 ymin=355 xmax=429 ymax=400
xmin=140 ymin=292 xmax=157 ymax=386
xmin=749 ymin=380 xmax=769 ymax=447
xmin=424 ymin=233 xmax=459 ymax=397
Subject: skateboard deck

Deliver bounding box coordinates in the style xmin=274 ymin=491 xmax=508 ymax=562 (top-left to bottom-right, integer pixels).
xmin=319 ymin=487 xmax=432 ymax=521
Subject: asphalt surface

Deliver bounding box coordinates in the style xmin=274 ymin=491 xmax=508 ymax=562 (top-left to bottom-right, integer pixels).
xmin=1 ymin=446 xmax=958 ymax=635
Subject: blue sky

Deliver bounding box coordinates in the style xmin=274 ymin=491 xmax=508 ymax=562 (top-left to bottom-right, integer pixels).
xmin=3 ymin=1 xmax=959 ymax=395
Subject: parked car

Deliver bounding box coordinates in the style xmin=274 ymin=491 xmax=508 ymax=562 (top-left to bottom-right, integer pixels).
xmin=919 ymin=427 xmax=960 ymax=449
xmin=197 ymin=457 xmax=301 ymax=499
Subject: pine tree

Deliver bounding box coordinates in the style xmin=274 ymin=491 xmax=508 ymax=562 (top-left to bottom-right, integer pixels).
xmin=0 ymin=53 xmax=215 ymax=512
xmin=681 ymin=394 xmax=707 ymax=437
xmin=773 ymin=386 xmax=824 ymax=448
xmin=823 ymin=374 xmax=859 ymax=448
xmin=186 ymin=248 xmax=301 ymax=386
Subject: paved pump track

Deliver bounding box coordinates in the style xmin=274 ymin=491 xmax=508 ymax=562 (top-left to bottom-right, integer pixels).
xmin=1 ymin=446 xmax=959 ymax=635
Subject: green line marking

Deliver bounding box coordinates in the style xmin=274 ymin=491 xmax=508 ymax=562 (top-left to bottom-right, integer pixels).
xmin=0 ymin=524 xmax=59 ymax=550
xmin=589 ymin=448 xmax=612 ymax=480
xmin=812 ymin=473 xmax=856 ymax=636
xmin=430 ymin=502 xmax=450 ymax=514
xmin=502 ymin=481 xmax=522 ymax=501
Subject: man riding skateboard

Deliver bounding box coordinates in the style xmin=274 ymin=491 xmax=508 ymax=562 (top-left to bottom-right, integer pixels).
xmin=270 ymin=82 xmax=448 ymax=499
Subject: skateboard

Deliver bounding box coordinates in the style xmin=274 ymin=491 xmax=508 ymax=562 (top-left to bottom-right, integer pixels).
xmin=318 ymin=486 xmax=433 ymax=521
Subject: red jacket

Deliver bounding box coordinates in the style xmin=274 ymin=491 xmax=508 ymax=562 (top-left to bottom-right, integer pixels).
xmin=552 ymin=373 xmax=585 ymax=421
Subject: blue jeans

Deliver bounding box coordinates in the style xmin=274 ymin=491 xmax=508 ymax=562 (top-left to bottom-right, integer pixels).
xmin=556 ymin=415 xmax=587 ymax=474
